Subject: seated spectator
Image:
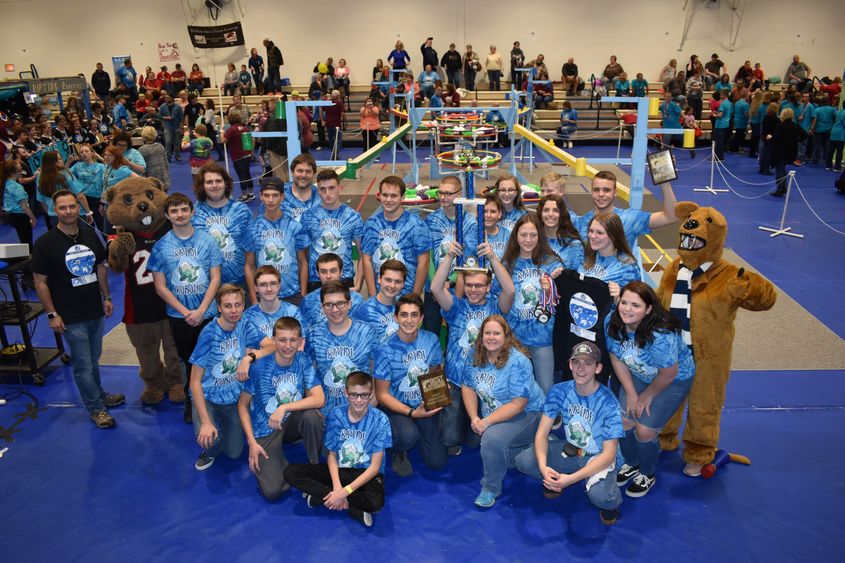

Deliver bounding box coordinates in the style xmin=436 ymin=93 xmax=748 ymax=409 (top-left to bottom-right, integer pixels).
xmin=752 ymin=63 xmax=767 ymax=90
xmin=558 ymin=100 xmax=577 ymax=148
xmin=314 ymin=58 xmax=335 ymax=90
xmin=238 ymin=64 xmax=252 ymax=95
xmin=631 ymin=73 xmax=649 ymax=98
xmin=443 ymin=83 xmax=461 ymax=108
xmin=660 ymin=59 xmax=678 ymax=83
xmin=785 ymin=54 xmax=811 ymax=92
xmin=223 ymin=63 xmax=239 ymax=96
xmin=735 ymin=60 xmax=754 ymax=85
xmin=188 ymin=64 xmax=204 ymax=95
xmin=703 ymin=53 xmax=726 ymax=89
xmin=418 ymin=64 xmax=440 ymax=99
xmin=334 ymin=59 xmax=351 ymax=103
xmin=714 ymin=74 xmax=732 ymax=95
xmin=170 ymin=63 xmax=187 ymax=93
xmin=135 ymin=93 xmax=152 ymax=116
xmin=561 ymin=57 xmax=580 ymax=96
xmin=533 ymin=69 xmax=554 ymax=109
xmin=602 ymin=55 xmax=624 ymax=87
xmin=665 ymin=71 xmax=687 ymax=98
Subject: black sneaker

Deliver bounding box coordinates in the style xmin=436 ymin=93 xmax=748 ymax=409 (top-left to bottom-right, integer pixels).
xmin=304 ymin=493 xmax=321 ymax=508
xmin=448 ymin=445 xmax=462 ymax=456
xmin=600 ymin=508 xmax=620 ymax=525
xmin=103 ymin=393 xmax=125 ymax=408
xmin=348 ymin=506 xmax=373 ymax=527
xmin=616 ymin=464 xmax=639 ymax=486
xmin=391 ymin=452 xmax=414 ymax=477
xmin=89 ymin=410 xmax=116 ymax=429
xmin=195 ymin=451 xmax=215 ymax=471
xmin=626 ymin=473 xmax=656 ymax=498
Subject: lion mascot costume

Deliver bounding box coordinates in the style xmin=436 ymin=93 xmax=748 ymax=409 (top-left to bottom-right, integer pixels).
xmin=105 ymin=177 xmax=184 ymax=407
xmin=657 ymin=202 xmax=777 ymax=476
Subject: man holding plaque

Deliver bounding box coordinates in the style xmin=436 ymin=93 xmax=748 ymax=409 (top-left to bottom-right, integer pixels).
xmin=574 ymin=171 xmax=679 ymax=251
xmin=374 ymin=294 xmax=447 ymax=477
xmin=431 ymin=240 xmax=515 ymax=455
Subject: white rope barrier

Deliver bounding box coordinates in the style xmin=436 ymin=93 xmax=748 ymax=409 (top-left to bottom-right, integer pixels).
xmin=714 ymin=164 xmax=774 ymax=200
xmin=792 ymin=177 xmax=845 ymax=236
xmin=715 ymin=158 xmax=779 ymax=186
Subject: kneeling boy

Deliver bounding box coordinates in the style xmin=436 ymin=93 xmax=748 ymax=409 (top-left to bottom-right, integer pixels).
xmin=284 ymin=371 xmax=392 ymax=527
xmin=238 ymin=317 xmax=325 ymax=500
xmin=515 ymin=341 xmax=624 ymax=525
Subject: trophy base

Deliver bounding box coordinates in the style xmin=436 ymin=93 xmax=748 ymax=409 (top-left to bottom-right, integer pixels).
xmin=455 ymin=266 xmax=489 ymax=274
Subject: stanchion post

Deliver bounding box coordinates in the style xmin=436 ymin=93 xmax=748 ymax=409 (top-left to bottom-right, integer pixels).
xmin=694 ymin=141 xmax=729 ymax=194
xmin=757 ymin=171 xmax=804 ymax=238
xmin=616 ymin=122 xmax=623 ymax=160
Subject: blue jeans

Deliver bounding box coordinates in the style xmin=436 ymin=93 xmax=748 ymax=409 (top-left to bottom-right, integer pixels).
xmin=527 ymin=345 xmax=554 ymax=394
xmin=465 ymin=69 xmax=477 ymax=91
xmin=192 ymin=401 xmax=244 ymax=459
xmin=446 ymin=69 xmax=461 ymax=87
xmin=714 ymin=127 xmax=730 ymax=160
xmin=267 ymin=66 xmax=281 ymax=92
xmin=440 ymin=383 xmax=481 ymax=449
xmin=813 ymin=131 xmax=830 ymax=162
xmin=618 ymin=376 xmax=693 ymax=475
xmin=487 ymin=70 xmax=501 ymax=91
xmin=385 ymin=410 xmax=448 ymax=470
xmin=64 ymin=317 xmax=106 ymax=413
xmin=515 ymin=440 xmax=622 ymax=510
xmin=480 ymin=411 xmax=540 ymax=495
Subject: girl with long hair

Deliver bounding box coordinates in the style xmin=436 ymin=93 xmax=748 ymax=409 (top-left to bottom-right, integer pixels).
xmin=606 ymin=281 xmax=695 ymax=497
xmin=482 ymin=195 xmax=509 ymax=260
xmin=1 ymin=160 xmax=37 ymax=249
xmin=462 ymin=314 xmax=545 ymax=508
xmin=36 ymin=151 xmax=91 ymax=229
xmin=537 ymin=194 xmax=583 ymax=269
xmin=489 ymin=174 xmax=525 ymax=231
xmin=501 ymin=214 xmax=563 ymax=393
xmin=579 ymin=212 xmax=640 ymax=300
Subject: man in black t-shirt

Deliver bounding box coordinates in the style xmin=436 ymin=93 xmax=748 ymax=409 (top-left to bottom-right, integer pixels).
xmin=32 ymin=190 xmax=122 ymax=429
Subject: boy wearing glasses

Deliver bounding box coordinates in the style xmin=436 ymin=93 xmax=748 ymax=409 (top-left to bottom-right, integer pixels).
xmin=238 ymin=316 xmax=325 ymax=500
xmin=243 ymin=177 xmax=309 ymax=306
xmin=515 ymin=341 xmax=624 ymax=525
xmin=300 ymin=169 xmax=363 ymax=292
xmin=242 ymin=265 xmax=303 ymax=339
xmin=361 ymin=176 xmax=430 ymax=297
xmin=305 ymin=282 xmax=376 ymax=416
xmin=285 ymin=371 xmax=391 ymax=527
xmin=373 ymin=294 xmax=446 ymax=477
xmin=431 ymin=239 xmax=515 ymax=455
xmin=422 ymin=175 xmax=477 ymax=335
xmin=300 ymin=253 xmax=364 ymax=329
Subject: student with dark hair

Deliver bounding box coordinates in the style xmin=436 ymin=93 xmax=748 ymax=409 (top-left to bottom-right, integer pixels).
xmin=607 ymin=281 xmax=695 ymax=498
xmin=285 ymin=371 xmax=391 ymax=527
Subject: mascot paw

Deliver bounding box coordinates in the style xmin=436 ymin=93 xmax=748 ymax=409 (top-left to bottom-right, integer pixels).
xmin=727 ymin=267 xmax=750 ymax=300
xmin=140 ymin=388 xmax=164 ymax=405
xmin=168 ymin=384 xmax=187 ymax=403
xmin=659 ymin=434 xmax=679 ymax=452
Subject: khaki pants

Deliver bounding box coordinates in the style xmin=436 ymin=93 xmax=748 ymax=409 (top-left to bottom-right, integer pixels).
xmin=267 ymin=150 xmax=289 ymax=182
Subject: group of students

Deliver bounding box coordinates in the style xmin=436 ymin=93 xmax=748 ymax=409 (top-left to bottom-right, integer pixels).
xmin=87 ymin=150 xmax=694 ymax=528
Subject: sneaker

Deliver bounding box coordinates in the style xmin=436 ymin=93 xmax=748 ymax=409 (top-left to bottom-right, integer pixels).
xmin=303 ymin=493 xmax=321 ymax=508
xmin=245 ymin=192 xmax=255 ymax=201
xmin=448 ymin=445 xmax=462 ymax=457
xmin=600 ymin=508 xmax=620 ymax=525
xmin=103 ymin=393 xmax=125 ymax=408
xmin=238 ymin=193 xmax=250 ymax=202
xmin=626 ymin=473 xmax=656 ymax=498
xmin=683 ymin=463 xmax=703 ymax=477
xmin=793 ymin=160 xmax=803 ymax=166
xmin=348 ymin=506 xmax=373 ymax=527
xmin=616 ymin=464 xmax=640 ymax=486
xmin=474 ymin=490 xmax=497 ymax=508
xmin=89 ymin=410 xmax=116 ymax=429
xmin=195 ymin=451 xmax=215 ymax=471
xmin=391 ymin=452 xmax=414 ymax=477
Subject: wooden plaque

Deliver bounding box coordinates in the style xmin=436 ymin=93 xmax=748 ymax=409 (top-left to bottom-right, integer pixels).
xmin=418 ymin=366 xmax=452 ymax=411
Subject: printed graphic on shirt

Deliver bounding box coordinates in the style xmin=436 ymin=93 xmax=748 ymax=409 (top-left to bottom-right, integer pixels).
xmin=617 ymin=338 xmax=658 ymax=382
xmin=324 ymin=353 xmax=355 ymax=398
xmin=398 ymin=355 xmax=427 ymax=404
xmin=338 ymin=434 xmax=370 ymax=468
xmin=171 ymin=255 xmax=208 ymax=292
xmin=474 ymin=370 xmax=502 ymax=417
xmin=65 ymin=244 xmax=96 ymax=277
xmin=565 ymin=403 xmax=600 ymax=453
xmin=580 ymin=263 xmax=608 ymax=281
xmin=514 ymin=269 xmax=542 ymax=319
xmin=570 ymin=291 xmax=599 ymax=340
xmin=264 ymin=372 xmax=303 ymax=422
xmin=458 ymin=318 xmax=482 ymax=352
xmin=212 ymin=350 xmax=239 ymax=384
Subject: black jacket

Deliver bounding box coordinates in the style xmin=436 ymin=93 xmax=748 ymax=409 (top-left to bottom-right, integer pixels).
xmin=772 ymin=119 xmax=801 ymax=164
xmin=92 ymin=69 xmax=111 ymax=94
xmin=440 ymin=50 xmax=462 ymax=72
xmin=421 ymin=44 xmax=438 ymax=69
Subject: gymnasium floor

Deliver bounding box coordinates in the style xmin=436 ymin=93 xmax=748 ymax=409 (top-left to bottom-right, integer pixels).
xmin=1 ymin=141 xmax=843 ymax=561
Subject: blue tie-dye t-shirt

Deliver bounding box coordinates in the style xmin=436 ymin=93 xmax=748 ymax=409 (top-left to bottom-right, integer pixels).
xmin=606 ymin=328 xmax=695 ymax=384
xmin=306 ymin=320 xmax=375 ymax=415
xmin=373 ymin=330 xmax=443 ymax=408
xmin=192 ymin=199 xmax=253 ymax=285
xmin=300 ymin=204 xmax=363 ymax=282
xmin=462 ymin=349 xmax=546 ymax=418
xmin=189 ymin=318 xmax=264 ymax=405
xmin=325 ymin=405 xmax=393 ymax=473
xmin=243 ymin=213 xmax=309 ymax=297
xmin=361 ymin=209 xmax=430 ymax=294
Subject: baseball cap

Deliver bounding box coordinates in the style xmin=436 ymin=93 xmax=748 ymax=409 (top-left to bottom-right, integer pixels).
xmin=570 ymin=341 xmax=601 ymax=363
xmin=260 ymin=176 xmax=285 ymax=192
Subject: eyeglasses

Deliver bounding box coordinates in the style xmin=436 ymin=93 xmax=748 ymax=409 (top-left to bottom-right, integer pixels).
xmin=347 ymin=392 xmax=372 ymax=400
xmin=323 ymin=300 xmax=350 ymax=310
xmin=437 ymin=190 xmax=461 ymax=197
xmin=257 ymin=281 xmax=280 ymax=289
xmin=464 ymin=283 xmax=488 ymax=289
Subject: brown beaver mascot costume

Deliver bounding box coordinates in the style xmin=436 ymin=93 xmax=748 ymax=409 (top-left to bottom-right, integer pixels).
xmin=657 ymin=202 xmax=777 ymax=476
xmin=105 ymin=177 xmax=184 ymax=408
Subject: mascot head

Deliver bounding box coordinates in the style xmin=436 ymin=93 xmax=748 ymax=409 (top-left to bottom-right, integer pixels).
xmin=104 ymin=176 xmax=169 ymax=233
xmin=675 ymin=201 xmax=727 ymax=269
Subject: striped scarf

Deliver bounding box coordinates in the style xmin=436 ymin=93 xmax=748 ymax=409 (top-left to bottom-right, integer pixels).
xmin=669 ymin=262 xmax=712 ymax=350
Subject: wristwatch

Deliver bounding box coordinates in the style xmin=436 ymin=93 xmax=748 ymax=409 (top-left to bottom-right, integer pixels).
xmin=247 ymin=352 xmax=257 ymax=363
xmin=47 ymin=312 xmax=57 ymax=320
xmin=407 ymin=407 xmax=414 ymax=418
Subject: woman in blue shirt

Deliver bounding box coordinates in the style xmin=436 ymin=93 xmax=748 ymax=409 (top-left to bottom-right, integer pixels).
xmin=36 ymin=150 xmax=92 ymax=229
xmin=102 ymin=146 xmax=138 ymax=192
xmin=489 ymin=174 xmax=527 ymax=232
xmin=387 ymin=40 xmax=410 ymax=71
xmin=558 ymin=101 xmax=578 ymax=148
xmin=1 ymin=160 xmax=37 ymax=250
xmin=606 ymin=281 xmax=695 ymax=498
xmin=462 ymin=314 xmax=545 ymax=508
xmin=826 ymin=106 xmax=845 ymax=171
xmin=71 ymin=144 xmax=107 ymax=231
xmin=538 ymin=194 xmax=583 ymax=270
xmin=482 ymin=195 xmax=510 ymax=261
xmin=501 ymin=214 xmax=563 ymax=393
xmin=578 ymin=212 xmax=640 ymax=301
